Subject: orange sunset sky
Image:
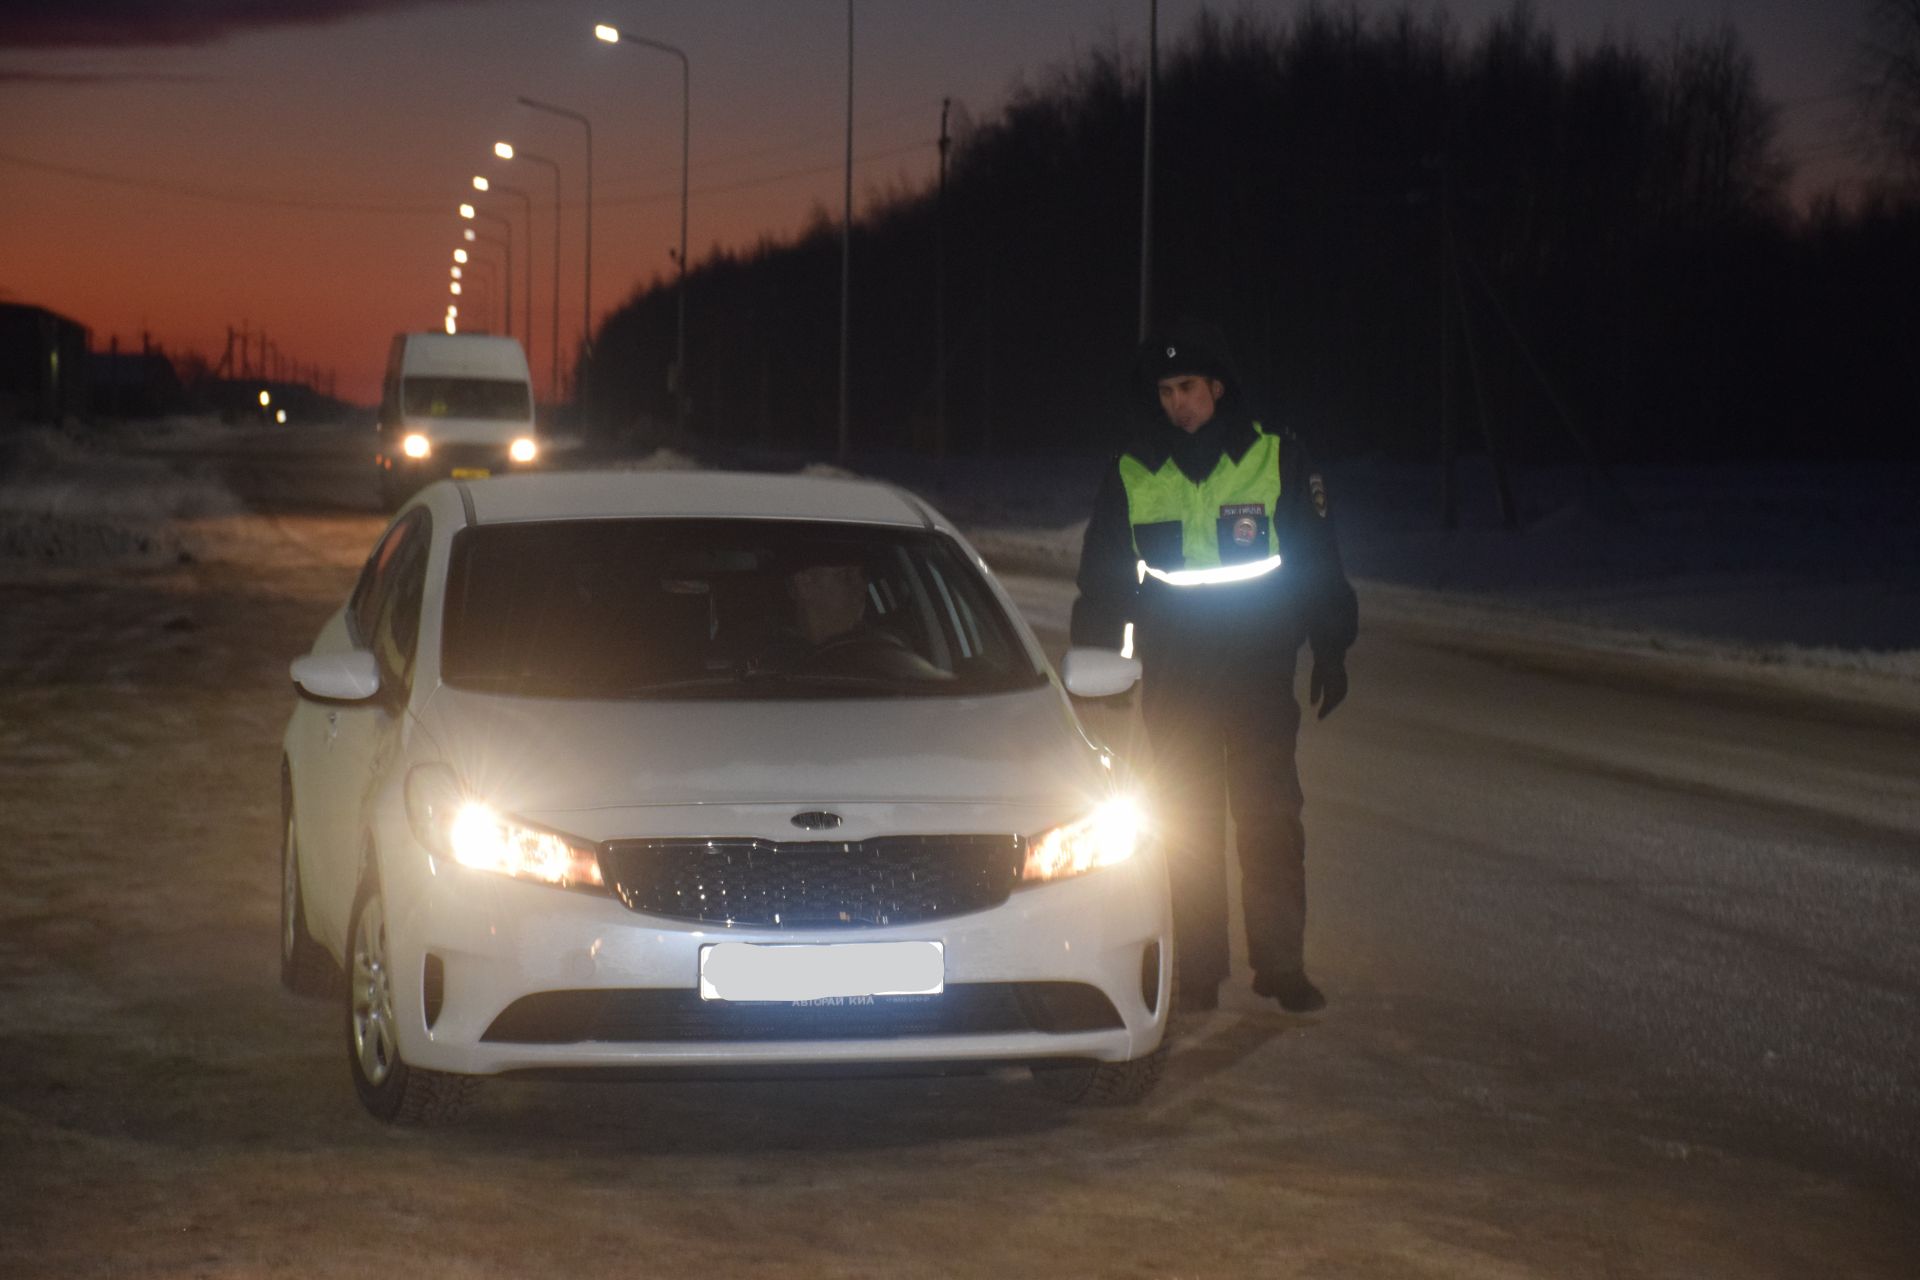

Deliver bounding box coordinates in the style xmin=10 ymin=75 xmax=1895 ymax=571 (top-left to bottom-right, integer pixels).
xmin=2 ymin=0 xmax=1875 ymax=406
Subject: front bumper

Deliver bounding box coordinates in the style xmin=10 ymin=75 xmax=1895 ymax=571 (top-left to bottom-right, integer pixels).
xmin=381 ymin=842 xmax=1171 ymax=1077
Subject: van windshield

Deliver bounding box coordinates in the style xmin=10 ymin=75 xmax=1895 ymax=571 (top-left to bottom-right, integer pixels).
xmin=402 ymin=376 xmax=531 ymax=421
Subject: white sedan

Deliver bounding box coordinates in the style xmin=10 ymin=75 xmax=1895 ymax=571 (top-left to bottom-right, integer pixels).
xmin=279 ymin=470 xmax=1171 ymax=1123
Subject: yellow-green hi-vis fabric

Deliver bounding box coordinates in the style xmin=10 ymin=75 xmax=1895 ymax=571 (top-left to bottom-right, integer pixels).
xmin=1119 ymin=424 xmax=1282 ymax=578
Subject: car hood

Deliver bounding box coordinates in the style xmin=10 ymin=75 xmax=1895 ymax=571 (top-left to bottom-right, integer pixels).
xmin=414 ymin=682 xmax=1112 ymax=822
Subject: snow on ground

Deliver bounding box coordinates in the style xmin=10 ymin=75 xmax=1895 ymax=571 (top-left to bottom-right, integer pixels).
xmin=6 ymin=417 xmax=1917 ymax=694
xmin=0 ymin=418 xmax=240 ymax=578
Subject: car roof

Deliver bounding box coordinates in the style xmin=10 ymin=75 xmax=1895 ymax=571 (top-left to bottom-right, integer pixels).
xmin=453 ymin=469 xmax=947 ymax=531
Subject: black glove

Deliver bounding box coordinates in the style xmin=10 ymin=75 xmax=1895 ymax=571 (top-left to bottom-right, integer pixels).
xmin=1309 ymin=656 xmax=1348 ymax=721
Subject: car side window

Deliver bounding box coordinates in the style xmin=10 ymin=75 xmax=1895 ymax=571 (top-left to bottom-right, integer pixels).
xmin=349 ymin=510 xmax=429 ymax=650
xmin=370 ymin=518 xmax=431 ymax=693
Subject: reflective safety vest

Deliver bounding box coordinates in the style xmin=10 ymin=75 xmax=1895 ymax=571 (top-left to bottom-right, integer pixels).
xmin=1119 ymin=423 xmax=1283 ymax=588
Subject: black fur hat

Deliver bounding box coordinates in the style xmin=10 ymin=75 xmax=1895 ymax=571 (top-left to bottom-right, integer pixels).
xmin=1133 ymin=317 xmax=1240 ymax=394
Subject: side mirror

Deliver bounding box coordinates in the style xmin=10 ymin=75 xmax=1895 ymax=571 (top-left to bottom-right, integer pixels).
xmin=1062 ymin=647 xmax=1142 ymax=700
xmin=291 ymin=650 xmax=382 ymax=704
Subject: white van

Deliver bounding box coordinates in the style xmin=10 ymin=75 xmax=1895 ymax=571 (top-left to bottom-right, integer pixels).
xmin=375 ymin=333 xmax=538 ymax=508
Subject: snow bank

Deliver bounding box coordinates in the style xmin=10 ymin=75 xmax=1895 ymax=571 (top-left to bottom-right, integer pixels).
xmin=6 ymin=417 xmax=1914 ymax=692
xmin=0 ymin=421 xmax=241 ymax=576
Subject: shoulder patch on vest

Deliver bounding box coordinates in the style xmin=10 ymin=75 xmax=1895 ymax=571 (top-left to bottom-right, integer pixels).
xmin=1309 ymin=472 xmax=1329 ymax=517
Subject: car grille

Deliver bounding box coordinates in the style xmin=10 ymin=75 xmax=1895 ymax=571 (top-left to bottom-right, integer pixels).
xmin=481 ymin=983 xmax=1123 ymax=1044
xmin=597 ymin=835 xmax=1026 ymax=928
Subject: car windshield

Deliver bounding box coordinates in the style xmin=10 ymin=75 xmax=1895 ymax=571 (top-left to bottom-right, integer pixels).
xmin=401 ymin=376 xmax=531 ymax=421
xmin=441 ymin=518 xmax=1045 ymax=699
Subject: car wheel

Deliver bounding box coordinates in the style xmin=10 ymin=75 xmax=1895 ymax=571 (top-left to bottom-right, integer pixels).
xmin=345 ymin=872 xmax=478 ymax=1124
xmin=279 ymin=774 xmax=335 ymax=998
xmin=1031 ymin=940 xmax=1173 ymax=1105
xmin=1030 ymin=1043 xmax=1167 ymax=1105
xmin=377 ymin=471 xmax=405 ymax=512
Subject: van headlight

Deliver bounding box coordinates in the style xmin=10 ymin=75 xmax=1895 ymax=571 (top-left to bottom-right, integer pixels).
xmin=405 ymin=765 xmax=603 ymax=891
xmin=509 ymin=437 xmax=537 ymax=463
xmin=401 ymin=433 xmax=431 ymax=459
xmin=1021 ymin=798 xmax=1143 ymax=884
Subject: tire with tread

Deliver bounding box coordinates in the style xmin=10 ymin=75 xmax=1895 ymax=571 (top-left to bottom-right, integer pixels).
xmin=346 ymin=871 xmax=479 ymax=1124
xmin=1031 ymin=1042 xmax=1167 ymax=1105
xmin=1031 ymin=940 xmax=1173 ymax=1105
xmin=279 ymin=770 xmax=336 ymax=999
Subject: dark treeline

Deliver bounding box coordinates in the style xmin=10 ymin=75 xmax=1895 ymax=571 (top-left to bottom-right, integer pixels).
xmin=585 ymin=4 xmax=1919 ymax=463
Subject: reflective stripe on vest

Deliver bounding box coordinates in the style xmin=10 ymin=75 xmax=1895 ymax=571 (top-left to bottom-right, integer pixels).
xmin=1138 ymin=554 xmax=1282 ymax=587
xmin=1118 ymin=424 xmax=1283 ymax=583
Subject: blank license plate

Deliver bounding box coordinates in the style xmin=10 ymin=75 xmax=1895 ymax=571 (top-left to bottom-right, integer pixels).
xmin=450 ymin=467 xmax=491 ymax=479
xmin=699 ymin=941 xmax=944 ymax=1003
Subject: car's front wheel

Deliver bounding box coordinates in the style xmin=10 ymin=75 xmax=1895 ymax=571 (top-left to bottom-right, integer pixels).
xmin=346 ymin=872 xmax=478 ymax=1124
xmin=1030 ymin=1043 xmax=1167 ymax=1105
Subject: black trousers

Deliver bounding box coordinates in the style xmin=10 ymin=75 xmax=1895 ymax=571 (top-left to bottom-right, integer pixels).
xmin=1139 ymin=653 xmax=1307 ymax=993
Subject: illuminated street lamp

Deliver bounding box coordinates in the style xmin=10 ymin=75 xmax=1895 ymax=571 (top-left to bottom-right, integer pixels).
xmin=453 ymin=248 xmax=469 ymax=264
xmin=450 ymin=281 xmax=462 ymax=296
xmin=451 ymin=266 xmax=463 ymax=280
xmin=494 ymin=139 xmax=564 ymax=403
xmin=258 ymin=389 xmax=271 ymax=407
xmin=459 ymin=203 xmax=514 ymax=336
xmin=596 ymin=21 xmax=690 ymax=435
xmin=275 ymin=409 xmax=288 ymax=424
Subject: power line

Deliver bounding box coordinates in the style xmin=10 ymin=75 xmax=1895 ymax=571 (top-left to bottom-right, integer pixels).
xmin=0 ymin=149 xmax=445 ymax=215
xmin=2 ymin=133 xmax=937 ymax=218
xmin=590 ymin=101 xmax=932 ymax=192
xmin=599 ymin=138 xmax=934 ymax=208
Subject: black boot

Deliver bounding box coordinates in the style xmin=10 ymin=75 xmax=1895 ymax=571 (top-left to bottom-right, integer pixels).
xmin=1253 ymin=970 xmax=1325 ymax=1013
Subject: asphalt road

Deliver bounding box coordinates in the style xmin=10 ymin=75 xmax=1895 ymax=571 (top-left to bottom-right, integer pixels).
xmin=2 ymin=424 xmax=1915 ymax=1277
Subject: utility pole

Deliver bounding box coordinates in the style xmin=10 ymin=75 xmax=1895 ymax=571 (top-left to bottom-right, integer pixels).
xmin=1447 ymin=217 xmax=1517 ymax=530
xmin=1439 ymin=151 xmax=1457 ymax=530
xmin=837 ymin=0 xmax=854 ymax=464
xmin=935 ymin=96 xmax=951 ymax=457
xmin=1138 ymin=0 xmax=1157 ymax=342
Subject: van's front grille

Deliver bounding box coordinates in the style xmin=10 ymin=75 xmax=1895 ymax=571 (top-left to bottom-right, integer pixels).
xmin=424 ymin=443 xmax=512 ymax=470
xmin=597 ymin=835 xmax=1025 ymax=928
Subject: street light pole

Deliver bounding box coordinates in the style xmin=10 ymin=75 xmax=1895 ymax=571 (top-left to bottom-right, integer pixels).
xmin=597 ymin=24 xmax=689 ymax=437
xmin=460 ymin=205 xmax=513 ymax=338
xmin=517 ymin=97 xmax=594 ymax=389
xmin=1138 ymin=0 xmax=1157 ymax=342
xmin=475 ymin=177 xmax=536 ymax=375
xmin=839 ymin=0 xmax=853 ymax=463
xmin=459 ymin=251 xmax=500 ymax=333
xmin=495 ymin=144 xmax=563 ymax=404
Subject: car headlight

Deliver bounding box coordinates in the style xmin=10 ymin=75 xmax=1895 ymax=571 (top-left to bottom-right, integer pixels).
xmin=1021 ymin=797 xmax=1143 ymax=884
xmin=449 ymin=803 xmax=604 ymax=889
xmin=509 ymin=436 xmax=537 ymax=463
xmin=405 ymin=765 xmax=603 ymax=891
xmin=401 ymin=432 xmax=431 ymax=459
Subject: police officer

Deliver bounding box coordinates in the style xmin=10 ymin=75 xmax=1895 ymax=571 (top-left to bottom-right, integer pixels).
xmin=1071 ymin=320 xmax=1357 ymax=1014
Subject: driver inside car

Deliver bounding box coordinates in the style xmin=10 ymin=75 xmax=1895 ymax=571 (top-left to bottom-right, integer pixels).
xmin=774 ymin=559 xmax=948 ymax=681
